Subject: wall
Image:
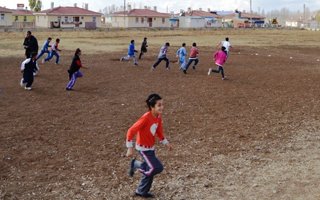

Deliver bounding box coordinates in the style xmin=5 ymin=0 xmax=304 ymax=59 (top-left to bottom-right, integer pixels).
xmin=0 ymin=13 xmax=13 ymax=26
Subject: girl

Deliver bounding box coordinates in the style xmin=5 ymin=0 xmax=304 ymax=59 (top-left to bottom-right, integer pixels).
xmin=66 ymin=48 xmax=88 ymax=91
xmin=20 ymin=52 xmax=39 ymax=90
xmin=208 ymin=46 xmax=228 ymax=80
xmin=126 ymin=93 xmax=172 ymax=198
xmin=44 ymin=38 xmax=61 ymax=64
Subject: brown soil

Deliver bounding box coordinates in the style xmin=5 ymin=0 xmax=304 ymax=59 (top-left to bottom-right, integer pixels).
xmin=1 ymin=44 xmax=320 ymax=199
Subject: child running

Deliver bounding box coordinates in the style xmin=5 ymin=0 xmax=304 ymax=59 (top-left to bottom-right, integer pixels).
xmin=20 ymin=52 xmax=39 ymax=90
xmin=176 ymin=43 xmax=187 ymax=70
xmin=208 ymin=46 xmax=228 ymax=80
xmin=139 ymin=37 xmax=148 ymax=59
xmin=66 ymin=48 xmax=88 ymax=91
xmin=37 ymin=37 xmax=52 ymax=61
xmin=183 ymin=42 xmax=199 ymax=74
xmin=151 ymin=42 xmax=170 ymax=71
xmin=43 ymin=38 xmax=61 ymax=64
xmin=126 ymin=93 xmax=172 ymax=198
xmin=120 ymin=40 xmax=138 ymax=65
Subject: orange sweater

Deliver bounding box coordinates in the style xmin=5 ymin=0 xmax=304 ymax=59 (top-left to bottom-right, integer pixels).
xmin=126 ymin=111 xmax=169 ymax=151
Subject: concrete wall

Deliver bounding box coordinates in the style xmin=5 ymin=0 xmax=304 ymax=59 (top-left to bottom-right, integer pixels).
xmin=13 ymin=15 xmax=35 ymax=22
xmin=0 ymin=13 xmax=13 ymax=26
xmin=111 ymin=16 xmax=170 ymax=28
xmin=35 ymin=15 xmax=101 ymax=28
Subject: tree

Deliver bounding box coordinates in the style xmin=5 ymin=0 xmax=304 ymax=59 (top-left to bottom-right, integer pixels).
xmin=29 ymin=0 xmax=42 ymax=11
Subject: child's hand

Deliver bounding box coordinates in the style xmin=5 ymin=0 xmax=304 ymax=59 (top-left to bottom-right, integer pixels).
xmin=126 ymin=147 xmax=134 ymax=157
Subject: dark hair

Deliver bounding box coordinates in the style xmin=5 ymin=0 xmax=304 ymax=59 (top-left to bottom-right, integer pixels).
xmin=131 ymin=40 xmax=134 ymax=43
xmin=192 ymin=42 xmax=196 ymax=46
xmin=146 ymin=93 xmax=162 ymax=110
xmin=144 ymin=37 xmax=147 ymax=40
xmin=165 ymin=42 xmax=170 ymax=46
xmin=27 ymin=31 xmax=31 ymax=35
xmin=48 ymin=37 xmax=52 ymax=40
xmin=221 ymin=46 xmax=226 ymax=51
xmin=225 ymin=37 xmax=229 ymax=41
xmin=75 ymin=48 xmax=81 ymax=56
xmin=31 ymin=52 xmax=37 ymax=58
xmin=56 ymin=38 xmax=60 ymax=42
xmin=182 ymin=43 xmax=186 ymax=47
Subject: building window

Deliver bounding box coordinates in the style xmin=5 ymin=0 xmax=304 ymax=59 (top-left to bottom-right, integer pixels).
xmin=15 ymin=16 xmax=18 ymax=21
xmin=64 ymin=16 xmax=68 ymax=22
xmin=81 ymin=16 xmax=84 ymax=19
xmin=93 ymin=16 xmax=96 ymax=22
xmin=162 ymin=18 xmax=165 ymax=24
xmin=154 ymin=18 xmax=156 ymax=20
xmin=0 ymin=14 xmax=4 ymax=20
xmin=136 ymin=17 xmax=138 ymax=23
xmin=141 ymin=17 xmax=144 ymax=23
xmin=24 ymin=16 xmax=27 ymax=22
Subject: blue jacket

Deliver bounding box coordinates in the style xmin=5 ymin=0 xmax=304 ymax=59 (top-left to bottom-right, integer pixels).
xmin=128 ymin=43 xmax=136 ymax=56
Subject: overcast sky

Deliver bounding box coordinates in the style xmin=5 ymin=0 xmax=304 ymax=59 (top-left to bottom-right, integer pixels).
xmin=1 ymin=0 xmax=319 ymax=13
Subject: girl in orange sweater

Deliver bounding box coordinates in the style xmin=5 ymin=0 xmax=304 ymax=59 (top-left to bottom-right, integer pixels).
xmin=126 ymin=93 xmax=172 ymax=198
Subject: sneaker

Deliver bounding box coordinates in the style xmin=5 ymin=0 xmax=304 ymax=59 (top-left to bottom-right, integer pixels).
xmin=128 ymin=158 xmax=136 ymax=177
xmin=24 ymin=87 xmax=32 ymax=90
xmin=151 ymin=66 xmax=155 ymax=71
xmin=134 ymin=63 xmax=138 ymax=66
xmin=120 ymin=57 xmax=124 ymax=61
xmin=20 ymin=78 xmax=25 ymax=87
xmin=192 ymin=65 xmax=196 ymax=70
xmin=183 ymin=70 xmax=187 ymax=74
xmin=135 ymin=192 xmax=155 ymax=198
xmin=208 ymin=68 xmax=212 ymax=75
xmin=166 ymin=67 xmax=170 ymax=71
xmin=66 ymin=88 xmax=73 ymax=91
xmin=33 ymin=72 xmax=38 ymax=76
xmin=41 ymin=59 xmax=45 ymax=64
xmin=222 ymin=76 xmax=227 ymax=80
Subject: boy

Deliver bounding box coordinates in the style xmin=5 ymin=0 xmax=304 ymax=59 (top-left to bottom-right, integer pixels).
xmin=37 ymin=37 xmax=52 ymax=61
xmin=43 ymin=38 xmax=61 ymax=64
xmin=176 ymin=43 xmax=187 ymax=70
xmin=20 ymin=52 xmax=39 ymax=90
xmin=183 ymin=42 xmax=199 ymax=74
xmin=120 ymin=40 xmax=138 ymax=65
xmin=139 ymin=37 xmax=148 ymax=59
xmin=152 ymin=42 xmax=170 ymax=70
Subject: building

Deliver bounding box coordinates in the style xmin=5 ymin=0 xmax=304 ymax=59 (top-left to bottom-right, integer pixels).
xmin=178 ymin=9 xmax=222 ymax=28
xmin=0 ymin=6 xmax=13 ymax=27
xmin=34 ymin=4 xmax=102 ymax=29
xmin=109 ymin=8 xmax=170 ymax=28
xmin=12 ymin=4 xmax=35 ymax=28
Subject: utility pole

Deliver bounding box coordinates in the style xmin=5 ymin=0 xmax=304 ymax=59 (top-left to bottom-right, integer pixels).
xmin=123 ymin=0 xmax=126 ymax=27
xmin=250 ymin=0 xmax=252 ymax=13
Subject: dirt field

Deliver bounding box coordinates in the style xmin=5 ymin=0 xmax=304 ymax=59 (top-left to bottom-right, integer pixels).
xmin=1 ymin=29 xmax=320 ymax=200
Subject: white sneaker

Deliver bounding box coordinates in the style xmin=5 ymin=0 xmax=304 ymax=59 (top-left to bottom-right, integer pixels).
xmin=25 ymin=86 xmax=32 ymax=90
xmin=222 ymin=76 xmax=227 ymax=80
xmin=208 ymin=68 xmax=212 ymax=75
xmin=33 ymin=72 xmax=38 ymax=76
xmin=151 ymin=66 xmax=155 ymax=71
xmin=20 ymin=78 xmax=25 ymax=87
xmin=41 ymin=59 xmax=45 ymax=64
xmin=120 ymin=57 xmax=124 ymax=61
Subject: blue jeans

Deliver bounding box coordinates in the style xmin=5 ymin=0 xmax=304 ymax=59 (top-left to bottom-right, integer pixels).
xmin=45 ymin=51 xmax=60 ymax=64
xmin=184 ymin=58 xmax=199 ymax=70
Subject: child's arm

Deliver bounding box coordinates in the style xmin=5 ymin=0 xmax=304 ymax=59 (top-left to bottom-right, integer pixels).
xmin=20 ymin=58 xmax=31 ymax=72
xmin=156 ymin=119 xmax=172 ymax=150
xmin=126 ymin=116 xmax=147 ymax=157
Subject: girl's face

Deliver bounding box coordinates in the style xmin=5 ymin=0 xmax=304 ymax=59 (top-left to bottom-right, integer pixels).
xmin=151 ymin=99 xmax=164 ymax=115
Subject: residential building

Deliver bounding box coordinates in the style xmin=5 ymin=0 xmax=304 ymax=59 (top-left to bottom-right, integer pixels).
xmin=109 ymin=8 xmax=170 ymax=28
xmin=34 ymin=4 xmax=102 ymax=29
xmin=178 ymin=9 xmax=222 ymax=28
xmin=12 ymin=4 xmax=35 ymax=28
xmin=0 ymin=6 xmax=13 ymax=27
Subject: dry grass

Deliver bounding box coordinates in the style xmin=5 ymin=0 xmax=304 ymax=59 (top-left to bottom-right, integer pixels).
xmin=0 ymin=29 xmax=320 ymax=57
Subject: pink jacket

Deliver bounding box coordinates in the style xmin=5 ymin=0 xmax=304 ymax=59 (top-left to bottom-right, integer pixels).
xmin=214 ymin=50 xmax=227 ymax=66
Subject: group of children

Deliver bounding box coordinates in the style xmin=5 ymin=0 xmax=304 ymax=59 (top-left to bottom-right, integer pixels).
xmin=120 ymin=37 xmax=232 ymax=80
xmin=20 ymin=31 xmax=86 ymax=91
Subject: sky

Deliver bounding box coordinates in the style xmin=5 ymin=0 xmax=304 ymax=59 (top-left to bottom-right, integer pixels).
xmin=1 ymin=0 xmax=319 ymax=13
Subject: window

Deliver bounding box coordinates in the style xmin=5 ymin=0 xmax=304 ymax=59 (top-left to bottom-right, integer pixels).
xmin=141 ymin=17 xmax=144 ymax=23
xmin=162 ymin=18 xmax=165 ymax=24
xmin=136 ymin=17 xmax=138 ymax=23
xmin=24 ymin=16 xmax=27 ymax=22
xmin=93 ymin=16 xmax=96 ymax=22
xmin=0 ymin=14 xmax=4 ymax=20
xmin=57 ymin=16 xmax=61 ymax=21
xmin=64 ymin=16 xmax=68 ymax=22
xmin=15 ymin=16 xmax=18 ymax=21
xmin=154 ymin=18 xmax=156 ymax=20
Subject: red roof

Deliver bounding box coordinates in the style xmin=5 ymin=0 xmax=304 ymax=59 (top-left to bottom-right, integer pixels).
xmin=36 ymin=6 xmax=101 ymax=16
xmin=185 ymin=10 xmax=221 ymax=18
xmin=0 ymin=6 xmax=12 ymax=13
xmin=112 ymin=9 xmax=170 ymax=17
xmin=12 ymin=9 xmax=34 ymax=15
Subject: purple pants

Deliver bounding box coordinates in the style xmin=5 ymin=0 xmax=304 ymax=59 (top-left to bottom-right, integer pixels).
xmin=66 ymin=71 xmax=83 ymax=89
